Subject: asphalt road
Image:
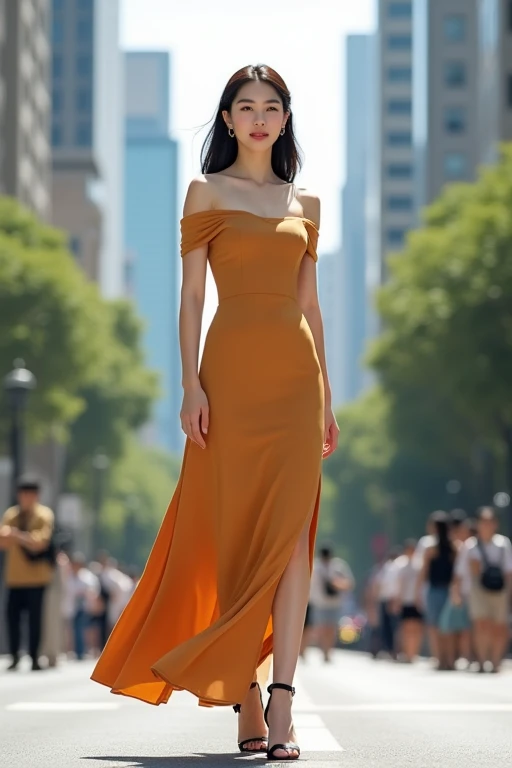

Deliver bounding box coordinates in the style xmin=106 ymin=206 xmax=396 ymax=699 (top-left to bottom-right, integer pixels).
xmin=1 ymin=650 xmax=511 ymax=768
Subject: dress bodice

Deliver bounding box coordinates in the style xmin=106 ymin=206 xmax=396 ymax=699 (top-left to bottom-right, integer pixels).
xmin=180 ymin=210 xmax=319 ymax=302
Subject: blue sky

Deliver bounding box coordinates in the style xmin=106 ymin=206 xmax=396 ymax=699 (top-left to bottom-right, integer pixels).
xmin=122 ymin=0 xmax=375 ymax=255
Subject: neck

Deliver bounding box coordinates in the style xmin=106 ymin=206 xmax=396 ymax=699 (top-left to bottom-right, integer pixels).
xmin=230 ymin=147 xmax=277 ymax=186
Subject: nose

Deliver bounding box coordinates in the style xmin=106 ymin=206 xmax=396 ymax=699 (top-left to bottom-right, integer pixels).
xmin=253 ymin=113 xmax=266 ymax=126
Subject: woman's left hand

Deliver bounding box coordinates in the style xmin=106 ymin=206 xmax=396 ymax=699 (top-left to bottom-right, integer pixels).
xmin=322 ymin=406 xmax=340 ymax=459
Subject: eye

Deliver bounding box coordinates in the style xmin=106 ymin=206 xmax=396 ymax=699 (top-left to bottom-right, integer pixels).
xmin=240 ymin=106 xmax=252 ymax=111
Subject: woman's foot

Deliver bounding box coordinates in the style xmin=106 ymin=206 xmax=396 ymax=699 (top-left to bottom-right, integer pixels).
xmin=265 ymin=684 xmax=300 ymax=760
xmin=236 ymin=682 xmax=268 ymax=753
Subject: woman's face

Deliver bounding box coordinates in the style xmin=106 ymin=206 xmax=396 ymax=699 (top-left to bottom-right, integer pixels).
xmin=223 ymin=80 xmax=289 ymax=151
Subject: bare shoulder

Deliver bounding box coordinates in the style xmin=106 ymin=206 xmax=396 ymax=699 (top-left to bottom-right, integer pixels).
xmin=296 ymin=188 xmax=321 ymax=228
xmin=182 ymin=175 xmax=216 ymax=217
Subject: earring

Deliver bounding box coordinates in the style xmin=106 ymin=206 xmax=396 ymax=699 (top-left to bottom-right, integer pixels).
xmin=228 ymin=127 xmax=235 ymax=138
xmin=280 ymin=126 xmax=286 ymax=136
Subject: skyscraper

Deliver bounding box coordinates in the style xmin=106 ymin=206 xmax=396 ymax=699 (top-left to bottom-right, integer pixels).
xmin=51 ymin=0 xmax=124 ymax=295
xmin=318 ymin=250 xmax=343 ymax=408
xmin=0 ymin=0 xmax=52 ymax=221
xmin=124 ymin=51 xmax=181 ymax=454
xmin=341 ymin=34 xmax=374 ymax=403
xmin=413 ymin=0 xmax=480 ymax=212
xmin=377 ymin=1 xmax=415 ymax=284
xmin=477 ymin=0 xmax=512 ymax=164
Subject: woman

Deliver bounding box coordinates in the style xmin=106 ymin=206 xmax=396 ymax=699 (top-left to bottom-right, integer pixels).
xmin=91 ymin=64 xmax=339 ymax=761
xmin=416 ymin=511 xmax=456 ymax=670
xmin=395 ymin=539 xmax=424 ymax=663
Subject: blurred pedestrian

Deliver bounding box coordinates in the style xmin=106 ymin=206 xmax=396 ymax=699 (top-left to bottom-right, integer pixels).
xmin=395 ymin=539 xmax=424 ymax=663
xmin=64 ymin=552 xmax=100 ymax=660
xmin=0 ymin=476 xmax=55 ymax=671
xmin=307 ymin=543 xmax=354 ymax=662
xmin=462 ymin=507 xmax=512 ymax=673
xmin=438 ymin=511 xmax=472 ymax=668
xmin=416 ymin=511 xmax=456 ymax=670
xmin=376 ymin=548 xmax=402 ymax=660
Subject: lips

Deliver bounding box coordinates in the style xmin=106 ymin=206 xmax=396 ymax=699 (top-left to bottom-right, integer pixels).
xmin=250 ymin=132 xmax=269 ymax=139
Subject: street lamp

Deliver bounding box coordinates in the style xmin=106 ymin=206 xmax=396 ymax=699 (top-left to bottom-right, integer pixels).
xmin=91 ymin=449 xmax=109 ymax=556
xmin=3 ymin=359 xmax=36 ymax=505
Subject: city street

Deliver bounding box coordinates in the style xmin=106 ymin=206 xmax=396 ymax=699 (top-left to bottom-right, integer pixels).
xmin=2 ymin=650 xmax=511 ymax=768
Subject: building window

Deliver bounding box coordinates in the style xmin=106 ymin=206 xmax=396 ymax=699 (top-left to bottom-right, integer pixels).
xmin=52 ymin=53 xmax=63 ymax=78
xmin=387 ymin=66 xmax=412 ymax=83
xmin=76 ymin=89 xmax=92 ymax=113
xmin=52 ymin=19 xmax=64 ymax=44
xmin=388 ymin=34 xmax=412 ymax=50
xmin=75 ymin=122 xmax=92 ymax=146
xmin=76 ymin=54 xmax=92 ymax=77
xmin=387 ymin=131 xmax=412 ymax=146
xmin=387 ymin=163 xmax=413 ymax=179
xmin=444 ymin=152 xmax=467 ymax=179
xmin=69 ymin=236 xmax=81 ymax=258
xmin=444 ymin=15 xmax=466 ymax=42
xmin=77 ymin=0 xmax=92 ymax=11
xmin=444 ymin=105 xmax=466 ymax=134
xmin=53 ymin=0 xmax=64 ymax=11
xmin=388 ymin=2 xmax=412 ymax=18
xmin=387 ymin=228 xmax=406 ymax=247
xmin=387 ymin=99 xmax=412 ymax=115
xmin=52 ymin=123 xmax=63 ymax=147
xmin=52 ymin=88 xmax=63 ymax=113
xmin=76 ymin=19 xmax=93 ymax=42
xmin=445 ymin=61 xmax=466 ymax=88
xmin=388 ymin=195 xmax=413 ymax=211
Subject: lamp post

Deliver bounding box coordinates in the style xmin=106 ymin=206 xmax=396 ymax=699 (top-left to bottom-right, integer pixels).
xmin=3 ymin=359 xmax=36 ymax=505
xmin=91 ymin=449 xmax=109 ymax=556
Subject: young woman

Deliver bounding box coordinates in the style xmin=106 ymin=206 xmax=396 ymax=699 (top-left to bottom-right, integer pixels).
xmin=91 ymin=64 xmax=339 ymax=761
xmin=416 ymin=511 xmax=457 ymax=670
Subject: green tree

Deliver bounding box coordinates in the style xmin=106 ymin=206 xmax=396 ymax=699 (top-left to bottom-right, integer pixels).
xmin=65 ymin=299 xmax=159 ymax=490
xmin=369 ymin=144 xmax=512 ymax=520
xmin=97 ymin=438 xmax=181 ymax=567
xmin=0 ymin=198 xmax=107 ymax=443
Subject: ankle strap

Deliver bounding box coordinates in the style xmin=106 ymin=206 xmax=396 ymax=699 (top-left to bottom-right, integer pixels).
xmin=268 ymin=683 xmax=295 ymax=696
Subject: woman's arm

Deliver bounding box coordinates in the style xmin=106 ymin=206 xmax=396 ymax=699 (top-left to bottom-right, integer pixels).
xmin=179 ymin=177 xmax=212 ymax=448
xmin=415 ymin=547 xmax=432 ymax=606
xmin=296 ymin=191 xmax=338 ymax=457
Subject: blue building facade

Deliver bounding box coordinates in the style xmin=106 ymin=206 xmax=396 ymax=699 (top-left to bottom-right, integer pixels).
xmin=125 ymin=52 xmax=181 ymax=453
xmin=341 ymin=35 xmax=374 ymax=402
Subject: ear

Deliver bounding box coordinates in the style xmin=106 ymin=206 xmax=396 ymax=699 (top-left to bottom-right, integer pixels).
xmin=221 ymin=109 xmax=231 ymax=128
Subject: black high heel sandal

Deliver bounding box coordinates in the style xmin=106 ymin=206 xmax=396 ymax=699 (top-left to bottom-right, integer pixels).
xmin=264 ymin=683 xmax=301 ymax=761
xmin=233 ymin=681 xmax=269 ymax=754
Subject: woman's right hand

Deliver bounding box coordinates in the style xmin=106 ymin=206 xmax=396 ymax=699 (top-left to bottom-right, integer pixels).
xmin=180 ymin=385 xmax=209 ymax=449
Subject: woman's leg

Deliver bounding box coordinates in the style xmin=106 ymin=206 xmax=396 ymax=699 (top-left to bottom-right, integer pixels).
xmin=268 ymin=507 xmax=315 ymax=758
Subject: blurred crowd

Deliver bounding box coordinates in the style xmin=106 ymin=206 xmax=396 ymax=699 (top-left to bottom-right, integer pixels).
xmin=0 ymin=476 xmax=139 ymax=671
xmin=2 ymin=476 xmax=512 ymax=676
xmin=364 ymin=507 xmax=512 ymax=673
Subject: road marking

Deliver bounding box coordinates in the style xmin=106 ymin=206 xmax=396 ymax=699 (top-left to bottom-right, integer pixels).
xmin=296 ymin=703 xmax=512 ymax=713
xmin=6 ymin=702 xmax=120 ymax=712
xmin=294 ymin=713 xmax=344 ymax=752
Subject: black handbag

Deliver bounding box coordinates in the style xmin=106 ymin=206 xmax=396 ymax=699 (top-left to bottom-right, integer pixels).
xmin=477 ymin=540 xmax=505 ymax=592
xmin=323 ymin=578 xmax=340 ymax=597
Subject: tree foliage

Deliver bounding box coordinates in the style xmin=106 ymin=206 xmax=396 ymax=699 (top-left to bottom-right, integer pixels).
xmin=0 ymin=198 xmax=107 ymax=442
xmin=0 ymin=197 xmax=160 ymax=502
xmin=323 ymin=145 xmax=512 ymax=572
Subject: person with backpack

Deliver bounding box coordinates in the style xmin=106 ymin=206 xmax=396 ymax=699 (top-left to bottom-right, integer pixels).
xmin=458 ymin=507 xmax=512 ymax=673
xmin=0 ymin=475 xmax=55 ymax=671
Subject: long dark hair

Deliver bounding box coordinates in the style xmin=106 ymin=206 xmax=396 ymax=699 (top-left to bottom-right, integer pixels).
xmin=201 ymin=64 xmax=303 ymax=183
xmin=433 ymin=512 xmax=455 ymax=558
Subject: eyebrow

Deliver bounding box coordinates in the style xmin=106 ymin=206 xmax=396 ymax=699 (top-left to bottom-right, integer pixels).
xmin=235 ymin=97 xmax=281 ymax=104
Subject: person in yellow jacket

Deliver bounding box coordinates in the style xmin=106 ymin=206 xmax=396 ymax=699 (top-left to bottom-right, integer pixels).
xmin=0 ymin=475 xmax=55 ymax=671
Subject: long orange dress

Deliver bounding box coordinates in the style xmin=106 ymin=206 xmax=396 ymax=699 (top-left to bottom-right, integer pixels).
xmin=91 ymin=210 xmax=324 ymax=707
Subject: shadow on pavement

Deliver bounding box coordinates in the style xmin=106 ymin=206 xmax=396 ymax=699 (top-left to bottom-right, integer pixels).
xmin=83 ymin=756 xmax=269 ymax=767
